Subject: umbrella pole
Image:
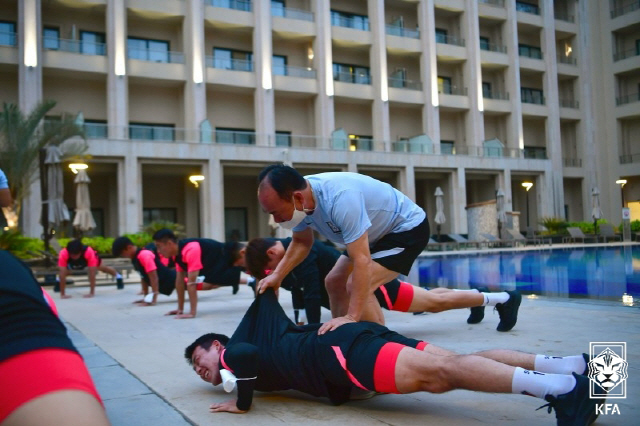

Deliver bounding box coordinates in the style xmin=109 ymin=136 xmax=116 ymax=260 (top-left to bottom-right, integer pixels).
xmin=39 ymin=148 xmax=51 ymax=266
xmin=436 ymin=224 xmax=441 ymax=242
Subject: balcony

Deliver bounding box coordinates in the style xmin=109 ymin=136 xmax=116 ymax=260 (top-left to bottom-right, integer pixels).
xmin=273 ymin=64 xmax=316 ymax=78
xmin=613 ymin=47 xmax=640 ymax=62
xmin=206 ymin=0 xmax=252 ymax=12
xmin=206 ymin=56 xmax=253 ymax=72
xmin=620 ymin=153 xmax=640 ymax=164
xmin=272 ymin=5 xmax=313 ymax=22
xmin=519 ymin=46 xmax=543 ymax=60
xmin=554 ymin=11 xmax=575 ymax=22
xmin=128 ymin=48 xmax=184 ymax=64
xmin=331 ymin=15 xmax=370 ymax=31
xmin=84 ymin=122 xmax=109 ymax=139
xmin=610 ymin=0 xmax=640 ymax=18
xmin=559 ymin=98 xmax=579 ymax=108
xmin=483 ymin=90 xmax=509 ymax=100
xmin=516 ymin=1 xmax=540 ymax=15
xmin=439 ymin=86 xmax=467 ymax=96
xmin=386 ymin=25 xmax=419 ymax=39
xmin=557 ymin=54 xmax=576 ymax=65
xmin=215 ymin=129 xmax=256 ymax=145
xmin=130 ymin=124 xmax=177 ymax=142
xmin=480 ymin=41 xmax=507 ymax=53
xmin=616 ymin=92 xmax=640 ymax=106
xmin=388 ymin=77 xmax=422 ymax=90
xmin=521 ymin=92 xmax=545 ymax=105
xmin=334 ymin=71 xmax=371 ymax=85
xmin=43 ymin=37 xmax=106 ymax=56
xmin=478 ymin=0 xmax=505 ymax=7
xmin=563 ymin=157 xmax=582 ymax=167
xmin=436 ymin=34 xmax=465 ymax=47
xmin=523 ymin=146 xmax=547 ymax=159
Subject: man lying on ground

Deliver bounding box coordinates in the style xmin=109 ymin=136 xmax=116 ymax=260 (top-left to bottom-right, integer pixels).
xmin=185 ymin=289 xmax=603 ymax=425
xmin=245 ymin=237 xmax=521 ymax=331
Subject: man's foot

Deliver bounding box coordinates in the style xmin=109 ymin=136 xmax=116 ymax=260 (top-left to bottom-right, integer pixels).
xmin=467 ymin=286 xmax=489 ymax=324
xmin=83 ymin=293 xmax=95 ymax=298
xmin=116 ymin=277 xmax=124 ymax=289
xmin=540 ymin=373 xmax=604 ymax=426
xmin=495 ymin=290 xmax=521 ymax=331
xmin=61 ymin=294 xmax=72 ymax=299
xmin=175 ymin=313 xmax=195 ymax=319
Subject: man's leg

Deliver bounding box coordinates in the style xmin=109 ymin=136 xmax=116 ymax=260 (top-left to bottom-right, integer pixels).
xmin=408 ymin=287 xmax=484 ymax=312
xmin=98 ymin=264 xmax=123 ymax=287
xmin=324 ymin=255 xmax=352 ymax=319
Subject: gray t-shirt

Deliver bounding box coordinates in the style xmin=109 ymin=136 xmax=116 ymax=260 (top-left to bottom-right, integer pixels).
xmin=292 ymin=172 xmax=426 ymax=246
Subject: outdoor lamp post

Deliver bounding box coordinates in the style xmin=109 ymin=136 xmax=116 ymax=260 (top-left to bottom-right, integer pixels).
xmin=522 ymin=181 xmax=533 ymax=228
xmin=616 ymin=179 xmax=627 ymax=207
xmin=189 ymin=175 xmax=205 ymax=237
xmin=68 ymin=163 xmax=88 ymax=174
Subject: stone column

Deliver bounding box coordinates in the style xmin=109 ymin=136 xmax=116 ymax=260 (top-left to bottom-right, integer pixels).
xmin=463 ymin=0 xmax=485 ymax=148
xmin=541 ymin=0 xmax=565 ymax=218
xmin=206 ymin=158 xmax=225 ymax=240
xmin=107 ymin=0 xmax=128 ymax=140
xmin=504 ymin=0 xmax=524 ymax=151
xmin=452 ymin=167 xmax=468 ymax=234
xmin=312 ymin=0 xmax=335 ymax=148
xmin=417 ymin=0 xmax=440 ymax=149
xmin=118 ymin=152 xmax=141 ymax=234
xmin=400 ymin=165 xmax=416 ymax=201
xmin=184 ymin=0 xmax=207 ymax=142
xmin=253 ymin=0 xmax=275 ymax=146
xmin=368 ymin=0 xmax=390 ymax=149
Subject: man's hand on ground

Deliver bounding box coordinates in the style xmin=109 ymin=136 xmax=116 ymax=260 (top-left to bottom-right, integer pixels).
xmin=209 ymin=400 xmax=247 ymax=414
xmin=318 ymin=315 xmax=356 ymax=335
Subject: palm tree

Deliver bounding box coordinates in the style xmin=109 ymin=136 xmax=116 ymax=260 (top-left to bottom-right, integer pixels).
xmin=0 ymin=100 xmax=86 ymax=230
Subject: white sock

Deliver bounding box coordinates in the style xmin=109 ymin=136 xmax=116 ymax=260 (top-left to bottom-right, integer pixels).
xmin=483 ymin=292 xmax=510 ymax=306
xmin=116 ymin=273 xmax=122 ymax=279
xmin=511 ymin=367 xmax=576 ymax=399
xmin=453 ymin=289 xmax=480 ymax=293
xmin=534 ymin=354 xmax=586 ymax=375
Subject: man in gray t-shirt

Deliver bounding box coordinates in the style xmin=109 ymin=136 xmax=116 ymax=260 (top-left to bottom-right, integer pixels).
xmin=257 ymin=164 xmax=429 ymax=334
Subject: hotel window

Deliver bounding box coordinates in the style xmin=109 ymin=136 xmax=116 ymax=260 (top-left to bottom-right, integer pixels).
xmin=81 ymin=31 xmax=106 ymax=55
xmin=348 ymin=134 xmax=373 ymax=151
xmin=330 ymin=10 xmax=369 ymax=31
xmin=440 ymin=141 xmax=455 ymax=155
xmin=521 ymin=87 xmax=544 ymax=104
xmin=480 ymin=36 xmax=490 ymax=51
xmin=482 ymin=82 xmax=493 ymax=98
xmin=333 ymin=63 xmax=370 ymax=84
xmin=518 ymin=44 xmax=542 ymax=59
xmin=128 ymin=37 xmax=170 ymax=63
xmin=43 ymin=27 xmax=60 ymax=50
xmin=438 ymin=76 xmax=452 ymax=94
xmin=0 ymin=21 xmax=16 ymax=46
xmin=129 ymin=123 xmax=175 ymax=141
xmin=271 ymin=0 xmax=285 ymax=16
xmin=213 ymin=48 xmax=253 ymax=71
xmin=435 ymin=28 xmax=448 ymax=44
xmin=84 ymin=119 xmax=108 ymax=139
xmin=275 ymin=131 xmax=291 ymax=146
xmin=272 ymin=55 xmax=287 ymax=76
xmin=215 ymin=127 xmax=256 ymax=145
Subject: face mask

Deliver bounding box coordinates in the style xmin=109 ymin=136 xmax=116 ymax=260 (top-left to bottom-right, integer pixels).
xmin=278 ymin=196 xmax=311 ymax=230
xmin=219 ymin=369 xmax=257 ymax=392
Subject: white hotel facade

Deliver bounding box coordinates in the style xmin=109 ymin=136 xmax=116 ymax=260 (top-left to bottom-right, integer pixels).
xmin=1 ymin=0 xmax=638 ymax=241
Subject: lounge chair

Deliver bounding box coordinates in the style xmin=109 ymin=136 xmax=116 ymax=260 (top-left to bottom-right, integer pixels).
xmin=481 ymin=233 xmax=518 ymax=248
xmin=447 ymin=233 xmax=482 ymax=249
xmin=563 ymin=227 xmax=598 ymax=243
xmin=598 ymin=224 xmax=621 ymax=242
xmin=427 ymin=237 xmax=457 ymax=251
xmin=506 ymin=229 xmax=551 ymax=246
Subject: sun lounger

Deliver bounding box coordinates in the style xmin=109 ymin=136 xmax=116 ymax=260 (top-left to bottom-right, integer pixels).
xmin=598 ymin=224 xmax=621 ymax=243
xmin=562 ymin=227 xmax=598 ymax=243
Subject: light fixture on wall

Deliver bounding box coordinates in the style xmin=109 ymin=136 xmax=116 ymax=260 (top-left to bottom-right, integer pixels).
xmin=616 ymin=179 xmax=627 ymax=207
xmin=69 ymin=163 xmax=88 ymax=174
xmin=189 ymin=174 xmax=205 ymax=188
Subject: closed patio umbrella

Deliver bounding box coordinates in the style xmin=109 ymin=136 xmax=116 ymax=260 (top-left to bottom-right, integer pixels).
xmin=72 ymin=169 xmax=96 ymax=233
xmin=44 ymin=145 xmax=70 ymax=227
xmin=591 ymin=187 xmax=603 ymax=235
xmin=496 ymin=188 xmax=507 ymax=238
xmin=434 ymin=187 xmax=446 ymax=242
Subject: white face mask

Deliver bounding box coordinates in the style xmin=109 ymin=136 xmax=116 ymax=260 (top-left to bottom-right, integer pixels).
xmin=219 ymin=369 xmax=257 ymax=392
xmin=278 ymin=196 xmax=311 ymax=230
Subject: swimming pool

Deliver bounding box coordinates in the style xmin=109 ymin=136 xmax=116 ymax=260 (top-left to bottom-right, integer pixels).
xmin=418 ymin=245 xmax=640 ymax=304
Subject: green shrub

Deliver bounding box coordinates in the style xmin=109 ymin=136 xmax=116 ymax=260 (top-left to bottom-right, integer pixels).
xmin=124 ymin=232 xmax=153 ymax=248
xmin=57 ymin=236 xmax=115 ymax=256
xmin=631 ymin=220 xmax=640 ymax=233
xmin=142 ymin=221 xmax=185 ymax=239
xmin=567 ymin=219 xmax=607 ymax=235
xmin=0 ymin=229 xmax=45 ymax=258
xmin=538 ymin=217 xmax=569 ymax=235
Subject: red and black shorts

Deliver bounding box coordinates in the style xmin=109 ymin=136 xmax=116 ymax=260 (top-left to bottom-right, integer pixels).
xmin=374 ymin=280 xmax=415 ymax=312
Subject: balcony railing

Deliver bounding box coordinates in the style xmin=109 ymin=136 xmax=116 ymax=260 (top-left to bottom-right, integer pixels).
xmin=613 ymin=47 xmax=640 ymax=61
xmin=215 ymin=129 xmax=256 ymax=145
xmin=43 ymin=38 xmax=107 ymax=55
xmin=483 ymin=90 xmax=509 ymax=100
xmin=436 ymin=34 xmax=465 ymax=47
xmin=0 ymin=31 xmax=17 ymax=47
xmin=610 ymin=0 xmax=640 ymax=18
xmin=616 ymin=92 xmax=640 ymax=106
xmin=478 ymin=0 xmax=505 ymax=7
xmin=557 ymin=54 xmax=577 ymax=65
xmin=84 ymin=123 xmax=109 ymax=139
xmin=272 ymin=5 xmax=314 ymax=21
xmin=516 ymin=1 xmax=541 ymax=15
xmin=620 ymin=153 xmax=640 ymax=164
xmin=439 ymin=86 xmax=468 ymax=96
xmin=480 ymin=41 xmax=507 ymax=53
xmin=273 ymin=64 xmax=316 ymax=78
xmin=559 ymin=99 xmax=579 ymax=109
xmin=523 ymin=147 xmax=547 ymax=159
xmin=269 ymin=134 xmax=323 ymax=148
xmin=554 ymin=11 xmax=574 ymax=22
xmin=130 ymin=125 xmax=177 ymax=142
xmin=128 ymin=48 xmax=184 ymax=64
xmin=521 ymin=93 xmax=545 ymax=105
xmin=206 ymin=0 xmax=252 ymax=12
xmin=331 ymin=15 xmax=370 ymax=31
xmin=206 ymin=56 xmax=254 ymax=71
xmin=334 ymin=71 xmax=371 ymax=85
xmin=385 ymin=25 xmax=419 ymax=39
xmin=563 ymin=157 xmax=582 ymax=167
xmin=388 ymin=77 xmax=422 ymax=90
xmin=519 ymin=49 xmax=543 ymax=59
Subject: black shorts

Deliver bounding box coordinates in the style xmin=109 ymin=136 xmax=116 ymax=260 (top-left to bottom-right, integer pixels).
xmin=357 ymin=216 xmax=429 ymax=276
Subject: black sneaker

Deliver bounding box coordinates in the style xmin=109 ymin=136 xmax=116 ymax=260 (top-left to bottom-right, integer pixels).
xmin=467 ymin=286 xmax=489 ymax=324
xmin=495 ymin=290 xmax=521 ymax=332
xmin=116 ymin=277 xmax=124 ymax=290
xmin=539 ymin=372 xmax=605 ymax=426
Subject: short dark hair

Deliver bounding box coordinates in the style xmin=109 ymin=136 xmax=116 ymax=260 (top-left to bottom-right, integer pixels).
xmin=258 ymin=164 xmax=307 ymax=201
xmin=245 ymin=238 xmax=278 ymax=280
xmin=66 ymin=239 xmax=84 ymax=255
xmin=184 ymin=333 xmax=230 ymax=365
xmin=152 ymin=228 xmax=177 ymax=243
xmin=112 ymin=236 xmax=134 ymax=257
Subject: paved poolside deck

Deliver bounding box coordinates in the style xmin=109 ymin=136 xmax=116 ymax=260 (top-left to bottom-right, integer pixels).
xmin=48 ymin=258 xmax=639 ymax=426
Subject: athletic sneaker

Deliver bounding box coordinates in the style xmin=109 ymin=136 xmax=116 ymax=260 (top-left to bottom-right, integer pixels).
xmin=116 ymin=277 xmax=124 ymax=290
xmin=467 ymin=286 xmax=489 ymax=324
xmin=495 ymin=290 xmax=521 ymax=332
xmin=539 ymin=373 xmax=605 ymax=426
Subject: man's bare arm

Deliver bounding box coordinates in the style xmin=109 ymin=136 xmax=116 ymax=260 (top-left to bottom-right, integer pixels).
xmin=258 ymin=227 xmax=314 ymax=293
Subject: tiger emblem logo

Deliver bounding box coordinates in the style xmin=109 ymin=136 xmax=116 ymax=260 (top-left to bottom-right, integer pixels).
xmin=588 ymin=348 xmax=628 ymax=393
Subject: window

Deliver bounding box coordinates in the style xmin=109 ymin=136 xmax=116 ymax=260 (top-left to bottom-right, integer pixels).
xmin=143 ymin=208 xmax=177 ymax=226
xmin=271 ymin=0 xmax=285 ymax=16
xmin=519 ymin=44 xmax=542 ymax=59
xmin=435 ymin=28 xmax=448 ymax=44
xmin=333 ymin=63 xmax=370 ymax=84
xmin=275 ymin=131 xmax=291 ymax=146
xmin=272 ymin=55 xmax=287 ymax=75
xmin=330 ymin=10 xmax=369 ymax=31
xmin=516 ymin=1 xmax=540 ymax=15
xmin=480 ymin=36 xmax=490 ymax=51
xmin=224 ymin=207 xmax=248 ymax=242
xmin=81 ymin=31 xmax=106 ymax=55
xmin=84 ymin=119 xmax=108 ymax=139
xmin=43 ymin=27 xmax=60 ymax=50
xmin=438 ymin=76 xmax=452 ymax=94
xmin=129 ymin=123 xmax=175 ymax=141
xmin=523 ymin=146 xmax=546 ymax=159
xmin=482 ymin=82 xmax=493 ymax=98
xmin=128 ymin=37 xmax=169 ymax=63
xmin=389 ymin=68 xmax=406 ymax=88
xmin=440 ymin=141 xmax=455 ymax=155
xmin=215 ymin=127 xmax=256 ymax=145
xmin=348 ymin=134 xmax=373 ymax=151
xmin=521 ymin=87 xmax=544 ymax=104
xmin=0 ymin=21 xmax=16 ymax=46
xmin=213 ymin=48 xmax=253 ymax=71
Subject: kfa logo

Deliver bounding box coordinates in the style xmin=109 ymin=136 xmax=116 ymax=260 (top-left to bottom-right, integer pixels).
xmin=325 ymin=221 xmax=341 ymax=234
xmin=588 ymin=342 xmax=628 ymax=416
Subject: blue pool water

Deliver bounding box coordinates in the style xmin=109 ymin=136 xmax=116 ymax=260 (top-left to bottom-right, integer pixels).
xmin=418 ymin=245 xmax=640 ymax=303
